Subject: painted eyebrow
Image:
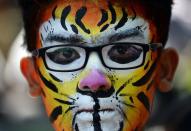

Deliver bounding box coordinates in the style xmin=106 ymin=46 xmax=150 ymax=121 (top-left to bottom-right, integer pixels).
xmin=108 ymin=27 xmax=144 ymax=43
xmin=45 ymin=35 xmax=84 ymax=44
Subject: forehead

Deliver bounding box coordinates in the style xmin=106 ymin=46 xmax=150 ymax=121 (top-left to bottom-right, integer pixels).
xmin=40 ymin=0 xmax=150 ymax=21
xmin=38 ymin=0 xmax=156 ymax=46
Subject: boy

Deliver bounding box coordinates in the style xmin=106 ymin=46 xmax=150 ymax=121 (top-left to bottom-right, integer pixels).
xmin=19 ymin=0 xmax=179 ymax=130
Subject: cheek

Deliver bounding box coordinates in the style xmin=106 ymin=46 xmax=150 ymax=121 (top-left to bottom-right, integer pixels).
xmin=111 ymin=51 xmax=152 ymax=87
xmin=110 ymin=49 xmax=157 ymax=107
xmin=49 ymin=71 xmax=82 ymax=82
xmin=36 ymin=59 xmax=82 ymax=130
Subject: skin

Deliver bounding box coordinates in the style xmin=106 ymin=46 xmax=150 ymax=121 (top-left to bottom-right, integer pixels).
xmin=20 ymin=0 xmax=179 ymax=131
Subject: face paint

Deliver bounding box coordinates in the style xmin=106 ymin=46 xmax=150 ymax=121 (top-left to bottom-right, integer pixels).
xmin=35 ymin=1 xmax=160 ymax=131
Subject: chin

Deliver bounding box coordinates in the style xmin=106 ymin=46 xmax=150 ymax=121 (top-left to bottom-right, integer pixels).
xmin=73 ymin=108 xmax=124 ymax=131
xmin=67 ymin=93 xmax=141 ymax=131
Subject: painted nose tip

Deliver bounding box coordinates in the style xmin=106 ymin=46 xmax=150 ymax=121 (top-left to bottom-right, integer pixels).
xmin=79 ymin=70 xmax=111 ymax=92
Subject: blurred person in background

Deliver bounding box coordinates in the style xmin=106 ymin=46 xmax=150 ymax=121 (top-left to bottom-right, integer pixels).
xmin=3 ymin=30 xmax=42 ymax=120
xmin=0 ymin=49 xmax=5 ymax=107
xmin=146 ymin=0 xmax=191 ymax=130
xmin=0 ymin=1 xmax=53 ymax=130
xmin=0 ymin=30 xmax=53 ymax=131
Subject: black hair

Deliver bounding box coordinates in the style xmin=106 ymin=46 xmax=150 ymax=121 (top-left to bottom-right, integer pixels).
xmin=18 ymin=0 xmax=173 ymax=52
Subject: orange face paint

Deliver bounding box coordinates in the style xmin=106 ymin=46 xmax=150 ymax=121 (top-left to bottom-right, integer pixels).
xmin=34 ymin=1 xmax=161 ymax=131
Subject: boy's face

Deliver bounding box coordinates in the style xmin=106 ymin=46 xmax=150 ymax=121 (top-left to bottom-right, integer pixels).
xmin=21 ymin=0 xmax=178 ymax=131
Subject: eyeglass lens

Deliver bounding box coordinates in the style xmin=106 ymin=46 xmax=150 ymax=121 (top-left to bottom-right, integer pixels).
xmin=44 ymin=43 xmax=145 ymax=71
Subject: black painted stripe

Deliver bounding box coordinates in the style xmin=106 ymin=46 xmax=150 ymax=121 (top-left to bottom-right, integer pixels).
xmin=92 ymin=96 xmax=102 ymax=131
xmin=65 ymin=106 xmax=77 ymax=114
xmin=116 ymin=81 xmax=129 ymax=96
xmin=119 ymin=93 xmax=130 ymax=97
xmin=108 ymin=2 xmax=116 ymax=24
xmin=46 ymin=26 xmax=49 ymax=32
xmin=50 ymin=106 xmax=62 ymax=123
xmin=49 ymin=73 xmax=62 ymax=82
xmin=49 ymin=20 xmax=52 ymax=26
xmin=71 ymin=24 xmax=79 ymax=34
xmin=118 ymin=106 xmax=127 ymax=120
xmin=97 ymin=9 xmax=108 ymax=26
xmin=40 ymin=33 xmax=44 ymax=41
xmin=54 ymin=98 xmax=74 ymax=105
xmin=61 ymin=93 xmax=76 ymax=101
xmin=38 ymin=70 xmax=58 ymax=93
xmin=132 ymin=60 xmax=157 ymax=87
xmin=144 ymin=61 xmax=150 ymax=70
xmin=77 ymin=86 xmax=114 ymax=98
xmin=75 ymin=7 xmax=90 ymax=34
xmin=118 ymin=121 xmax=124 ymax=131
xmin=120 ymin=101 xmax=135 ymax=108
xmin=129 ymin=96 xmax=134 ymax=103
xmin=100 ymin=24 xmax=109 ymax=32
xmin=137 ymin=92 xmax=150 ymax=112
xmin=72 ymin=110 xmax=84 ymax=127
xmin=44 ymin=26 xmax=47 ymax=32
xmin=52 ymin=5 xmax=57 ymax=20
xmin=61 ymin=5 xmax=71 ymax=31
xmin=115 ymin=8 xmax=128 ymax=30
xmin=75 ymin=124 xmax=79 ymax=131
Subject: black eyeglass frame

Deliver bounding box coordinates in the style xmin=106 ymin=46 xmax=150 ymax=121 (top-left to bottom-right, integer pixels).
xmin=32 ymin=42 xmax=163 ymax=72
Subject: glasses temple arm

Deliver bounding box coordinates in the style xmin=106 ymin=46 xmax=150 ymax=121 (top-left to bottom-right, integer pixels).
xmin=150 ymin=43 xmax=163 ymax=51
xmin=32 ymin=49 xmax=39 ymax=57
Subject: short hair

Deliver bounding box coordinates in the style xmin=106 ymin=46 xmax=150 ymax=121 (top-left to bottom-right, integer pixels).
xmin=18 ymin=0 xmax=173 ymax=52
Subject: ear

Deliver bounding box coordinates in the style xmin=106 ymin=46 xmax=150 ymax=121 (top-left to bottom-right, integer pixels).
xmin=20 ymin=57 xmax=41 ymax=97
xmin=156 ymin=48 xmax=179 ymax=92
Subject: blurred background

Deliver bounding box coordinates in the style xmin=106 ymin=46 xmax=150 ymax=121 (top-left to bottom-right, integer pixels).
xmin=0 ymin=0 xmax=190 ymax=131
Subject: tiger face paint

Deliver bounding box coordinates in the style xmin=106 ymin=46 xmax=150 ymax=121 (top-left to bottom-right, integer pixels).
xmin=35 ymin=0 xmax=160 ymax=131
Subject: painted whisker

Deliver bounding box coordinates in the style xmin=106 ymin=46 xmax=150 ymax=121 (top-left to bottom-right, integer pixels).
xmin=116 ymin=81 xmax=129 ymax=96
xmin=60 ymin=93 xmax=76 ymax=101
xmin=118 ymin=105 xmax=127 ymax=120
xmin=118 ymin=105 xmax=134 ymax=130
xmin=119 ymin=93 xmax=131 ymax=97
xmin=120 ymin=101 xmax=135 ymax=108
xmin=50 ymin=106 xmax=62 ymax=123
xmin=54 ymin=98 xmax=74 ymax=105
xmin=119 ymin=93 xmax=132 ymax=97
xmin=120 ymin=101 xmax=141 ymax=115
xmin=59 ymin=106 xmax=78 ymax=126
xmin=116 ymin=77 xmax=133 ymax=96
xmin=65 ymin=106 xmax=78 ymax=114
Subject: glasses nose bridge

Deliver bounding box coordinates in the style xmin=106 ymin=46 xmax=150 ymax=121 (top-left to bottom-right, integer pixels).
xmin=85 ymin=51 xmax=105 ymax=71
xmin=86 ymin=46 xmax=102 ymax=55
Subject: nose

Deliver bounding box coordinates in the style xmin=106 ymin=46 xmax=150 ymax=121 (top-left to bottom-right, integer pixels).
xmin=79 ymin=69 xmax=111 ymax=92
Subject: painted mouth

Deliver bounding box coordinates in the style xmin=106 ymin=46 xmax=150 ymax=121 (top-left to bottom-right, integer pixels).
xmin=74 ymin=108 xmax=117 ymax=122
xmin=79 ymin=108 xmax=114 ymax=113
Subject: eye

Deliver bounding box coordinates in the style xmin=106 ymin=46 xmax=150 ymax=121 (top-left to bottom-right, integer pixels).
xmin=108 ymin=44 xmax=143 ymax=64
xmin=46 ymin=47 xmax=80 ymax=64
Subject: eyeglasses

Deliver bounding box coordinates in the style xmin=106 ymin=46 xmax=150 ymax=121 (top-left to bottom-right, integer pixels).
xmin=32 ymin=42 xmax=162 ymax=72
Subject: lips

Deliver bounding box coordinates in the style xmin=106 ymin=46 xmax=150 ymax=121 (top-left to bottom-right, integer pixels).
xmin=73 ymin=108 xmax=118 ymax=122
xmin=79 ymin=108 xmax=114 ymax=113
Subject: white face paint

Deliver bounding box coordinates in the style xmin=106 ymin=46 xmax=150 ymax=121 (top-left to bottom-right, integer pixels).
xmin=70 ymin=93 xmax=128 ymax=131
xmin=39 ymin=17 xmax=150 ymax=82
